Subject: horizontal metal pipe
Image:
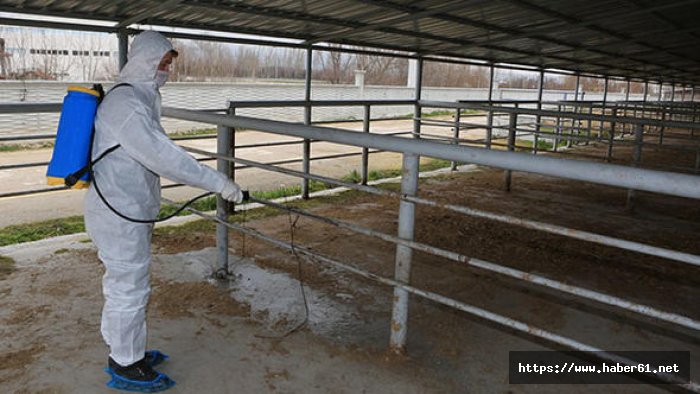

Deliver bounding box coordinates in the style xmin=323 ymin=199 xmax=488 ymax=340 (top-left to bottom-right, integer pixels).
xmin=231 ymin=150 xmax=381 ymax=170
xmin=229 ymin=99 xmax=415 ymax=108
xmin=235 ymin=140 xmax=304 ymax=149
xmin=170 ymin=202 xmax=698 ymax=390
xmin=0 ymin=161 xmax=50 ymax=171
xmin=163 ymin=108 xmax=700 ymax=199
xmin=422 ymin=100 xmax=700 ymax=130
xmin=249 ymin=195 xmax=700 ymax=331
xmin=313 ymin=115 xmax=416 ymax=125
xmin=0 ymin=134 xmax=56 ymax=142
xmin=457 ymin=100 xmax=541 ymax=105
xmin=184 ymin=146 xmax=700 ymax=268
xmin=171 ymin=135 xmax=217 ymax=141
xmin=0 ymin=186 xmax=67 ymax=199
xmin=0 ymin=103 xmax=62 ymax=114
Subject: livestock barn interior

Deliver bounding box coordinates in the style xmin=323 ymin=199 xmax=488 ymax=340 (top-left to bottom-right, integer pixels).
xmin=0 ymin=1 xmax=699 ymax=392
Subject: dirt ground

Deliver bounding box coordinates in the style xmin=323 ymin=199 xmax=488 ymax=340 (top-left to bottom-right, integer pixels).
xmin=0 ymin=129 xmax=698 ymax=393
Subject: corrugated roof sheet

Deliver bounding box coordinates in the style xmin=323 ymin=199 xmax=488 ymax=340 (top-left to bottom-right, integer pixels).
xmin=1 ymin=0 xmax=699 ymax=85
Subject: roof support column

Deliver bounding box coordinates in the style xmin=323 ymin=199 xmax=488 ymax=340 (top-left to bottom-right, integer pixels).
xmin=669 ymin=83 xmax=676 ymax=127
xmin=658 ymin=82 xmax=663 ymax=102
xmin=117 ymin=28 xmax=128 ymax=70
xmin=643 ymin=81 xmax=649 ymax=102
xmin=599 ymin=76 xmax=608 ymax=140
xmin=671 ymin=83 xmax=676 ymax=102
xmin=533 ymin=69 xmax=544 ymax=155
xmin=573 ymin=74 xmax=581 ymax=145
xmin=625 ymin=78 xmax=631 ymax=130
xmin=390 ymin=56 xmax=422 ymax=354
xmin=692 ymin=86 xmax=697 ymax=132
xmin=486 ymin=64 xmax=495 ymax=149
xmin=301 ymin=46 xmax=313 ymax=199
xmin=642 ymin=80 xmax=648 ymax=120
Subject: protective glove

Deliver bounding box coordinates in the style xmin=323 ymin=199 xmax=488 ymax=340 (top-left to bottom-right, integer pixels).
xmin=220 ymin=180 xmax=244 ymax=204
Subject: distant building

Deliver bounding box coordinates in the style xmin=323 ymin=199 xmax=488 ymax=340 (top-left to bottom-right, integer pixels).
xmin=0 ymin=27 xmax=119 ymax=81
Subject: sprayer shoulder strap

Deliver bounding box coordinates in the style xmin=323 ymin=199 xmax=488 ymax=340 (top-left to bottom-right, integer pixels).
xmin=92 ymin=82 xmax=134 ymax=159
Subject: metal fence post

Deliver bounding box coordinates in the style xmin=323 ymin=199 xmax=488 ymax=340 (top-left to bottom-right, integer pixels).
xmin=504 ymin=112 xmax=517 ymax=192
xmin=660 ymin=109 xmax=666 ymax=146
xmin=389 ymin=152 xmax=419 ymax=353
xmin=642 ymin=80 xmax=649 ymax=120
xmin=586 ymin=103 xmax=593 ymax=145
xmin=567 ymin=104 xmax=574 ymax=148
xmin=486 ymin=64 xmax=494 ymax=149
xmin=117 ymin=29 xmax=128 ymax=71
xmin=626 ymin=124 xmax=644 ymax=211
xmin=553 ymin=104 xmax=561 ymax=152
xmin=389 ymin=56 xmax=422 ymax=354
xmin=216 ymin=113 xmax=234 ymax=278
xmin=302 ymin=46 xmax=313 ymax=199
xmin=451 ymin=106 xmax=461 ymax=170
xmin=606 ymin=107 xmax=617 ymax=162
xmin=361 ymin=105 xmax=370 ymax=185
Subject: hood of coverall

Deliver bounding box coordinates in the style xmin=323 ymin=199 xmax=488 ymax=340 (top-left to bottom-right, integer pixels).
xmin=118 ymin=31 xmax=176 ymax=84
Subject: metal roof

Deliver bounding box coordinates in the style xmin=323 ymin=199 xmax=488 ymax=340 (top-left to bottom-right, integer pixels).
xmin=1 ymin=0 xmax=699 ymax=85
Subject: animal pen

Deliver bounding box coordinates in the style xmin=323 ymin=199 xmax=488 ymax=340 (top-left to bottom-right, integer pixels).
xmin=0 ymin=1 xmax=699 ymax=391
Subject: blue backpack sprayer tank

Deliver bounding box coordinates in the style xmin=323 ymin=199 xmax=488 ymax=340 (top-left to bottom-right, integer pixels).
xmin=46 ymin=85 xmax=101 ymax=189
xmin=46 ymin=84 xmax=248 ymax=223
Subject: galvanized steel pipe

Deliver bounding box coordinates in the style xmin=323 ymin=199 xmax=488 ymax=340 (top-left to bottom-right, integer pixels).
xmin=163 ymin=107 xmax=700 ymax=199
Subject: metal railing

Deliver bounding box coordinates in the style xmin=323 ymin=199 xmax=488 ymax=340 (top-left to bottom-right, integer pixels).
xmin=1 ymin=98 xmax=698 ymax=389
xmin=0 ymin=100 xmax=418 ymax=199
xmin=160 ymin=104 xmax=699 ymax=391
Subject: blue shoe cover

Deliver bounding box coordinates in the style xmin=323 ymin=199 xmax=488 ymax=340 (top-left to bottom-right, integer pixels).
xmin=145 ymin=350 xmax=169 ymax=368
xmin=104 ymin=367 xmax=176 ymax=393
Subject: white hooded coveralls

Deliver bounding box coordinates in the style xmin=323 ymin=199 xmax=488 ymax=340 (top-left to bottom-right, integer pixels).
xmin=84 ymin=31 xmax=229 ymax=366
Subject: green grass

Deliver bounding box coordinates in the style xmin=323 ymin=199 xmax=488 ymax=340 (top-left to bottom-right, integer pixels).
xmin=0 ymin=141 xmax=54 ymax=152
xmin=0 ymin=216 xmax=85 ymax=247
xmin=515 ymin=139 xmax=568 ymax=151
xmin=0 ymin=158 xmax=451 ymax=246
xmin=397 ymin=109 xmax=481 ymax=120
xmin=420 ymin=158 xmax=452 ymax=172
xmin=169 ymin=127 xmax=217 ymax=140
xmin=0 ymin=255 xmax=16 ymax=278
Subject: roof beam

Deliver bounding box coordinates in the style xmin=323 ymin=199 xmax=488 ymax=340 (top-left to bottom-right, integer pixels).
xmin=303 ymin=0 xmax=473 ymax=45
xmin=182 ymin=0 xmax=656 ymax=79
xmin=352 ymin=0 xmax=697 ymax=84
xmin=499 ymin=0 xmax=700 ymax=76
xmin=115 ymin=0 xmax=185 ymax=28
xmin=485 ymin=0 xmax=700 ymax=45
xmin=182 ymin=0 xmax=359 ymax=29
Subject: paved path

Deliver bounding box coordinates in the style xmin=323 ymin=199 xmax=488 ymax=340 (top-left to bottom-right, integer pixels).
xmin=0 ymin=116 xmax=488 ymax=227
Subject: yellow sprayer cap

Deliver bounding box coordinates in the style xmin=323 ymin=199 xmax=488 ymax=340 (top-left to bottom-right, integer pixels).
xmin=67 ymin=85 xmax=100 ymax=98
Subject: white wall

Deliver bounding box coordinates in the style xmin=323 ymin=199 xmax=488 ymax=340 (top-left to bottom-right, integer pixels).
xmin=0 ymin=81 xmax=646 ymax=136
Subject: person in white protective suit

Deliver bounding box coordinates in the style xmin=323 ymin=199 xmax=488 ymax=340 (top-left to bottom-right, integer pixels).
xmin=84 ymin=31 xmax=242 ymax=392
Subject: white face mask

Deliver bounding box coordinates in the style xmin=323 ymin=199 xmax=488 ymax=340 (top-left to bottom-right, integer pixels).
xmin=155 ymin=70 xmax=169 ymax=87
